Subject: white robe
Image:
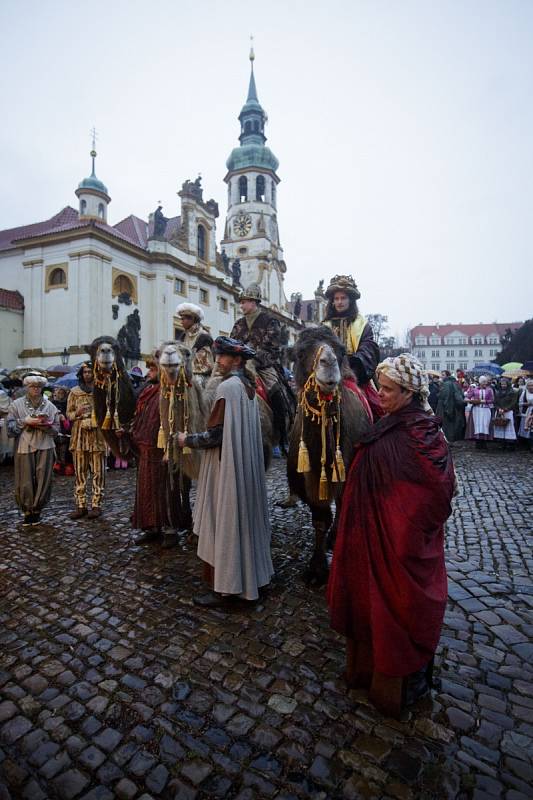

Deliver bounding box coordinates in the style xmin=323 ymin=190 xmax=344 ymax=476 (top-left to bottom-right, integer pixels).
xmin=193 ymin=375 xmax=274 ymax=600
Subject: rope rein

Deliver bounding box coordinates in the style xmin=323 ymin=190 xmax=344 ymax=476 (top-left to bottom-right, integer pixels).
xmin=297 ymin=346 xmax=346 ymax=500
xmin=158 ymin=364 xmax=192 ymax=455
xmin=93 ymin=361 xmax=121 ymax=430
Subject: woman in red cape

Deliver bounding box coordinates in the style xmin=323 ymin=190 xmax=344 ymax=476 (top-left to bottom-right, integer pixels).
xmin=327 ymin=354 xmax=455 ymax=718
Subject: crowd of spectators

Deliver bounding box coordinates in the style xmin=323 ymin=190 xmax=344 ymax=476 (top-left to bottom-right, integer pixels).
xmin=429 ymin=370 xmax=533 ymax=451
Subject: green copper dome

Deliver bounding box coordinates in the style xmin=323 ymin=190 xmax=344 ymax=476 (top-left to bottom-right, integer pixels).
xmin=78 ymin=175 xmax=108 ymax=194
xmin=226 ymin=144 xmax=279 ymax=173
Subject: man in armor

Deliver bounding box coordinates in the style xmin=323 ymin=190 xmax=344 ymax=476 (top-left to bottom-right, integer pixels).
xmin=231 ymin=284 xmax=294 ymax=451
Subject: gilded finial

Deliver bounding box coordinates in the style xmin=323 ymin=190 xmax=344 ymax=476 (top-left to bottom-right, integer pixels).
xmin=249 ymin=34 xmax=255 ymax=64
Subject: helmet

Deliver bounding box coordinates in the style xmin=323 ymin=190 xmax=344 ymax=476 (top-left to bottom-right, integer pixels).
xmin=240 ymin=283 xmax=262 ymax=302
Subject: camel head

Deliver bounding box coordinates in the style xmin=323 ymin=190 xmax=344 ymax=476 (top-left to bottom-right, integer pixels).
xmin=293 ymin=326 xmax=345 ymax=394
xmin=159 ymin=341 xmax=192 ymax=384
xmin=313 ymin=343 xmax=341 ymax=395
xmin=96 ymin=340 xmax=116 ymax=373
xmin=87 ymin=336 xmax=125 ymax=375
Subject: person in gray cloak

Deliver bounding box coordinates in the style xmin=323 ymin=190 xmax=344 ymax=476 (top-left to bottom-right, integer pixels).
xmin=176 ymin=336 xmax=274 ymax=608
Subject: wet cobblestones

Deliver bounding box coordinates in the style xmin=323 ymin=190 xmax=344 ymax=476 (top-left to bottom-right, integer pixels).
xmin=0 ymin=443 xmax=532 ymax=799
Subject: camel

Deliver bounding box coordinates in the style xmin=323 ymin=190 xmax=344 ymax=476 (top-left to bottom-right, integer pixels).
xmin=87 ymin=336 xmax=137 ymax=459
xmin=287 ymin=326 xmax=372 ymax=585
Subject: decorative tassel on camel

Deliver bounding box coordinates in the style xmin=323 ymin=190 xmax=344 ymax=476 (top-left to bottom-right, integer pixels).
xmin=297 ymin=438 xmax=311 ymax=473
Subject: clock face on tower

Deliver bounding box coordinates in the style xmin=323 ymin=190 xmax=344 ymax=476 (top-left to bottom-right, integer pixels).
xmin=233 ymin=213 xmax=252 ymax=237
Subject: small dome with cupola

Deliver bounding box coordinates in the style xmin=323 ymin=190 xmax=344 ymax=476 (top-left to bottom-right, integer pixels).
xmin=75 ymin=131 xmax=111 ymax=222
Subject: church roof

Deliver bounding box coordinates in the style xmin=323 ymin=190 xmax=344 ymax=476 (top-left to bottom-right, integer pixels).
xmin=0 ymin=207 xmax=79 ymax=252
xmin=114 ymin=214 xmax=181 ymax=249
xmin=0 ymin=288 xmax=24 ymax=311
xmin=0 ymin=206 xmax=182 ymax=253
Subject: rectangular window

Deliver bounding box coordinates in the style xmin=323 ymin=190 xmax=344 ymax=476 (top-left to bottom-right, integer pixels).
xmin=431 ymin=362 xmax=440 ymax=370
xmin=446 ymin=362 xmax=455 ymax=371
xmin=199 ymin=288 xmax=209 ymax=305
xmin=459 ymin=349 xmax=467 ymax=357
xmin=174 ymin=278 xmax=186 ymax=295
xmin=474 ymin=348 xmax=483 ymax=357
xmin=219 ymin=297 xmax=228 ymax=312
xmin=459 ymin=362 xmax=468 ymax=370
xmin=446 ymin=350 xmax=455 ymax=357
xmin=431 ymin=349 xmax=440 ymax=358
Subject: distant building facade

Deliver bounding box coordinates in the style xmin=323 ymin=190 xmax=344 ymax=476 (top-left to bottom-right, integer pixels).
xmin=409 ymin=322 xmax=523 ymax=372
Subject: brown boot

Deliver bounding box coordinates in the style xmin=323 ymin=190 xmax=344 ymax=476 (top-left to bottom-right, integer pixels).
xmin=87 ymin=507 xmax=102 ymax=519
xmin=70 ymin=507 xmax=87 ymax=520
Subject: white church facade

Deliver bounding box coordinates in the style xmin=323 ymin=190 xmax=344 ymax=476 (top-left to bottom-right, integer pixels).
xmin=0 ymin=52 xmax=297 ymax=369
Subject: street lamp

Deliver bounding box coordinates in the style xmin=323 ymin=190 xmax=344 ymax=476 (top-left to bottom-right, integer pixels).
xmin=60 ymin=347 xmax=70 ymax=366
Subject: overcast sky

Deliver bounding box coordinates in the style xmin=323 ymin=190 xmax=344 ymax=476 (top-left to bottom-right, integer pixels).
xmin=1 ymin=0 xmax=531 ymax=341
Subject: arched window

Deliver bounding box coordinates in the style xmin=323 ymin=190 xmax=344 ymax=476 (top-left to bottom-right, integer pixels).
xmin=239 ymin=176 xmax=248 ymax=203
xmin=253 ymin=120 xmax=259 ymax=132
xmin=50 ymin=268 xmax=66 ymax=286
xmin=98 ymin=203 xmax=105 ymax=219
xmin=245 ymin=121 xmax=252 ymax=134
xmin=113 ymin=274 xmax=134 ymax=297
xmin=80 ymin=199 xmax=87 ymax=215
xmin=256 ymin=175 xmax=265 ymax=202
xmin=197 ymin=224 xmax=206 ymax=260
xmin=271 ymin=182 xmax=276 ymax=208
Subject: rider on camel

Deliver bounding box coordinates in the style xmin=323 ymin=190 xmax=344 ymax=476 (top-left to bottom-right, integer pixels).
xmin=322 ymin=274 xmax=382 ymax=420
xmin=231 ymin=284 xmax=294 ymax=452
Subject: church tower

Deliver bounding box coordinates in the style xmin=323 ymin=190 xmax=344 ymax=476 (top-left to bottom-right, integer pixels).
xmin=75 ymin=131 xmax=111 ymax=223
xmin=221 ymin=47 xmax=288 ymax=311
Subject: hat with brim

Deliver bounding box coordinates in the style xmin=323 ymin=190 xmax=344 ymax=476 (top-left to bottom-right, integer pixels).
xmin=325 ymin=274 xmax=361 ymax=300
xmin=214 ymin=336 xmax=255 ymax=360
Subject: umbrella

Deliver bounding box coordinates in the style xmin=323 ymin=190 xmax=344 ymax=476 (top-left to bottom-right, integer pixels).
xmin=54 ymin=373 xmax=79 ymax=388
xmin=501 ymin=362 xmax=523 ymax=371
xmin=471 ymin=363 xmax=503 ymax=376
xmin=47 ymin=364 xmax=75 ymax=377
xmin=522 ymin=360 xmax=533 ymax=372
xmin=502 ymin=369 xmax=531 ymax=379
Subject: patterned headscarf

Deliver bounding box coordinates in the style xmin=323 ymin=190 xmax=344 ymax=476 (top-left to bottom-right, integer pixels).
xmin=376 ymin=353 xmax=431 ymax=412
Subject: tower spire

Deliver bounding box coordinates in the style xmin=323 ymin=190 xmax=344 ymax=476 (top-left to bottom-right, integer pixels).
xmin=247 ymin=37 xmax=258 ymax=104
xmin=90 ymin=126 xmax=98 ymax=177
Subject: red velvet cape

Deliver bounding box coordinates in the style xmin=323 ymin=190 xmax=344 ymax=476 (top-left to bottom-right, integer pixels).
xmin=327 ymin=401 xmax=455 ymax=677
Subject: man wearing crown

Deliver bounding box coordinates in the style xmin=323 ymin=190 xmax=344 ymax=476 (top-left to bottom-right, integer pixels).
xmin=322 ymin=275 xmax=382 ymax=420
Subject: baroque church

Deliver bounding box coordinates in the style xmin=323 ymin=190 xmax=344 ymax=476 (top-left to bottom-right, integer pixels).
xmin=0 ymin=50 xmax=299 ymax=369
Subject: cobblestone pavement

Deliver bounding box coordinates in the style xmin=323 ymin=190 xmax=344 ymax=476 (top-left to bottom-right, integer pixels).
xmin=0 ymin=444 xmax=532 ymax=800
